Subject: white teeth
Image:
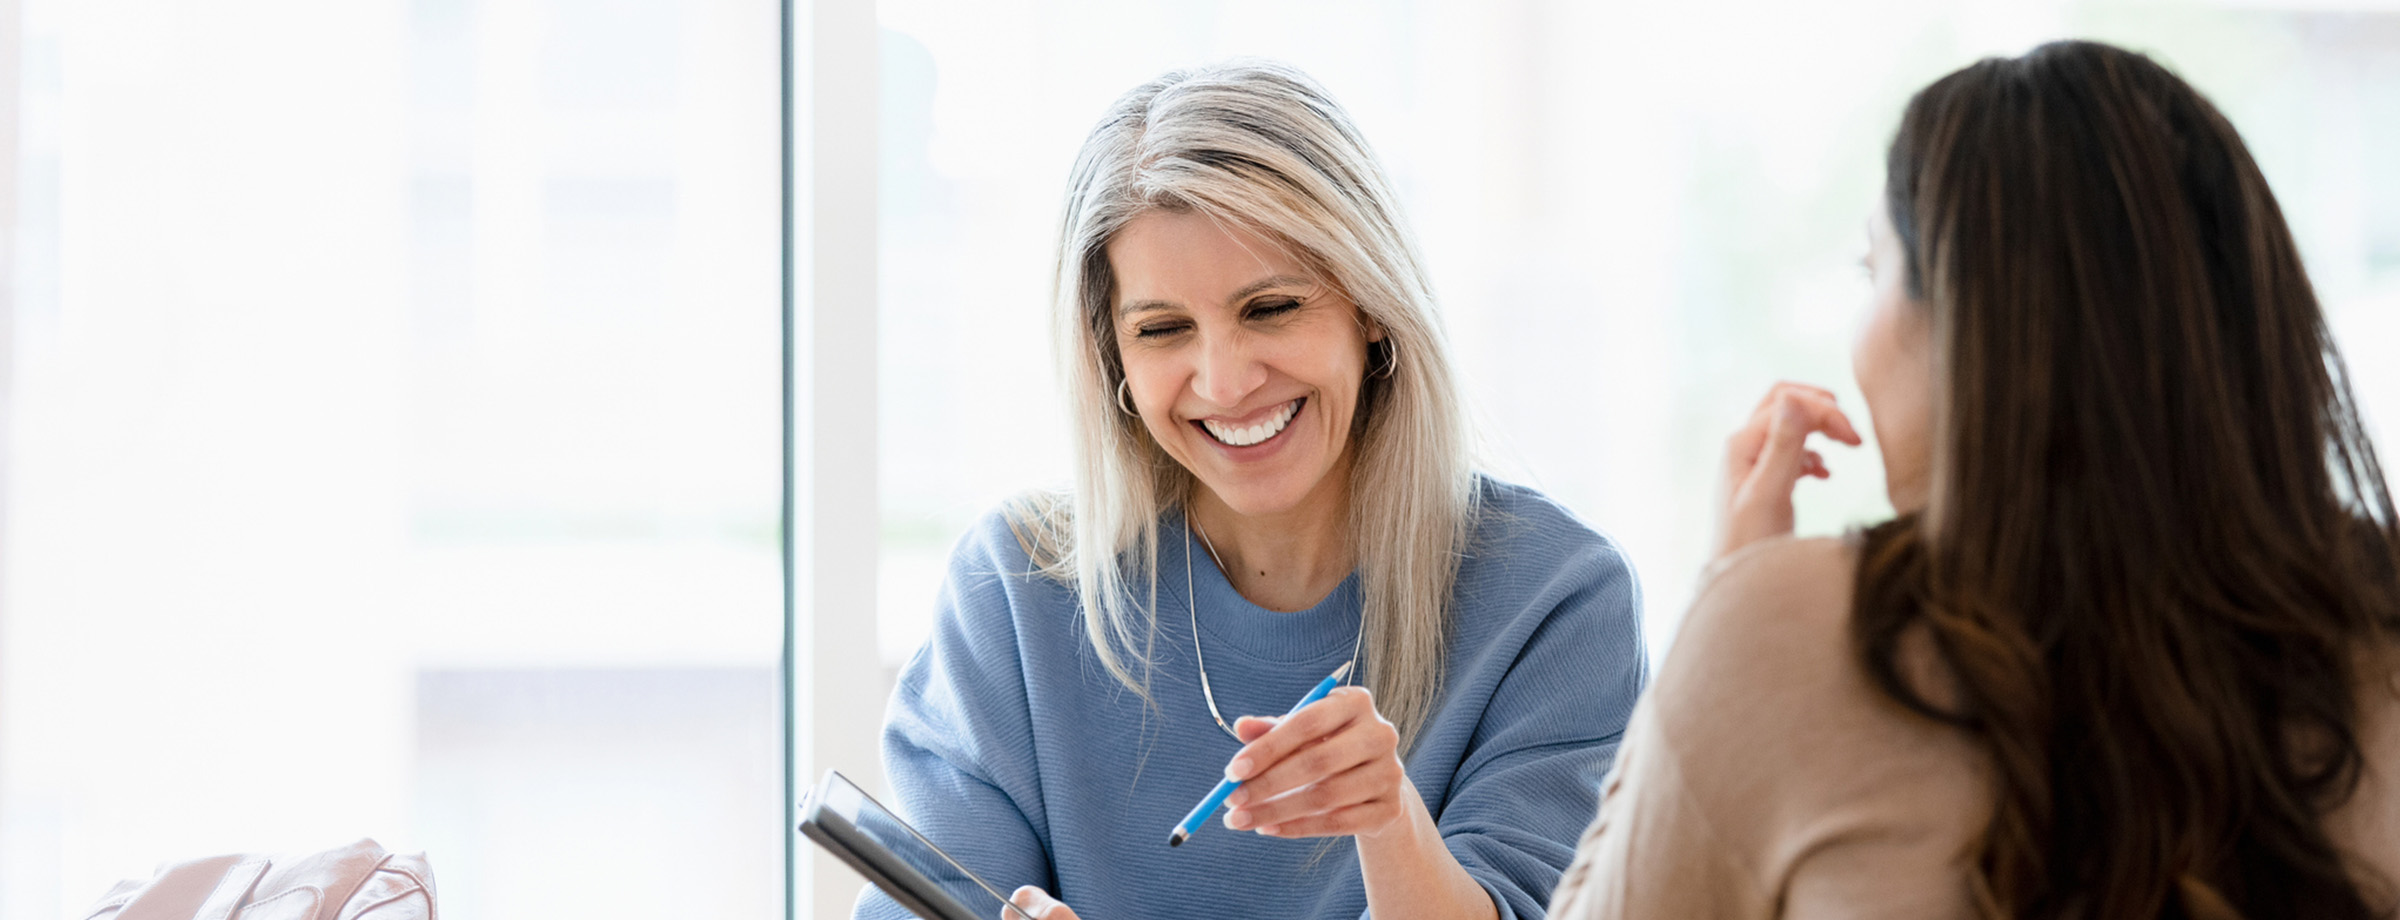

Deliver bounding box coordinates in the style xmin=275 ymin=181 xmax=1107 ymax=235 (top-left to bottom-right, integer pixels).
xmin=1202 ymin=400 xmax=1299 ymax=447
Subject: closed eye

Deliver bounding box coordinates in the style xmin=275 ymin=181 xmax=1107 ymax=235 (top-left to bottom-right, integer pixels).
xmin=1134 ymin=321 xmax=1191 ymax=339
xmin=1246 ymin=297 xmax=1302 ymax=320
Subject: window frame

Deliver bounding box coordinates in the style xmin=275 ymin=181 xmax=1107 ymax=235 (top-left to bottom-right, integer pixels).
xmin=782 ymin=1 xmax=884 ymax=918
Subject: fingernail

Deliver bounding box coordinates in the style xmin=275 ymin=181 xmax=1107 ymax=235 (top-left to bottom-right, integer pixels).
xmin=1225 ymin=790 xmax=1247 ymax=808
xmin=1257 ymin=825 xmax=1281 ymax=837
xmin=1011 ymin=891 xmax=1050 ymax=919
xmin=1225 ymin=810 xmax=1252 ymax=830
xmin=1226 ymin=757 xmax=1253 ymax=781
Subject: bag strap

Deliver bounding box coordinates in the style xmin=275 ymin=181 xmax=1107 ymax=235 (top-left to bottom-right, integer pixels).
xmin=194 ymin=858 xmax=270 ymax=920
xmin=115 ymin=856 xmax=269 ymax=920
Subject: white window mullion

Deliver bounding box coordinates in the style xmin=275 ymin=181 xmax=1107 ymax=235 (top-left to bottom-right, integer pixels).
xmin=785 ymin=0 xmax=880 ymax=917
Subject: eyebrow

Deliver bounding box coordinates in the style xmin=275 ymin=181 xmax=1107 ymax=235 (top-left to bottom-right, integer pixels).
xmin=1118 ymin=274 xmax=1316 ymax=317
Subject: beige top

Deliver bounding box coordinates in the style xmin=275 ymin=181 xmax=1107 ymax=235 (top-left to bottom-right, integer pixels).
xmin=1548 ymin=536 xmax=2400 ymax=919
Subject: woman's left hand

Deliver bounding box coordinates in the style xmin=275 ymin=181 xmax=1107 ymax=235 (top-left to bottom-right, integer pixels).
xmin=1716 ymin=381 xmax=1863 ymax=560
xmin=1221 ymin=686 xmax=1410 ymax=838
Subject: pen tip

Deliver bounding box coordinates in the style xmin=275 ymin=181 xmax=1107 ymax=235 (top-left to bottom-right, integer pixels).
xmin=1331 ymin=661 xmax=1354 ymax=681
xmin=1168 ymin=830 xmax=1187 ymax=848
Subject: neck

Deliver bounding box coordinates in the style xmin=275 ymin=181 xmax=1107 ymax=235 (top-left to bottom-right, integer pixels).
xmin=1885 ymin=457 xmax=1930 ymax=516
xmin=1189 ymin=462 xmax=1355 ymax=614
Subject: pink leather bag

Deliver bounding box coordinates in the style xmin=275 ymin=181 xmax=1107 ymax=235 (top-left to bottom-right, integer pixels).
xmin=83 ymin=839 xmax=435 ymax=920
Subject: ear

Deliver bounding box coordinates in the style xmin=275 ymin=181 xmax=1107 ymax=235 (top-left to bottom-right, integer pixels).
xmin=1361 ymin=316 xmax=1388 ymax=344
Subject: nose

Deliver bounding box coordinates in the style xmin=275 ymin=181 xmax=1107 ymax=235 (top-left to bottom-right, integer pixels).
xmin=1189 ymin=330 xmax=1266 ymax=409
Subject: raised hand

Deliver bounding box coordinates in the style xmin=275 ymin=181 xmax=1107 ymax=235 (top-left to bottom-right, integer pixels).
xmin=1717 ymin=382 xmax=1863 ymax=560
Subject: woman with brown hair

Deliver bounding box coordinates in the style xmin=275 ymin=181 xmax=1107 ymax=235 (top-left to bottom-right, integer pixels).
xmin=1549 ymin=40 xmax=2400 ymax=919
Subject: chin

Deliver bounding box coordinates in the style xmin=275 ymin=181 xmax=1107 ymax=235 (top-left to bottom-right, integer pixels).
xmin=1191 ymin=456 xmax=1331 ymax=518
xmin=1207 ymin=483 xmax=1313 ymax=517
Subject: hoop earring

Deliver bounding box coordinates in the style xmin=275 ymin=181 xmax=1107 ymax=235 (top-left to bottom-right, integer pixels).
xmin=1116 ymin=378 xmax=1139 ymax=417
xmin=1371 ymin=342 xmax=1399 ymax=380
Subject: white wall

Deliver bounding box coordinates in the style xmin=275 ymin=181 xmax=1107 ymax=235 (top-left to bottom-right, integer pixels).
xmin=0 ymin=1 xmax=784 ymax=916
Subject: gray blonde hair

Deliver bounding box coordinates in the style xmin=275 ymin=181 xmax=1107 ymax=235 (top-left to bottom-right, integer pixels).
xmin=1009 ymin=61 xmax=1474 ymax=751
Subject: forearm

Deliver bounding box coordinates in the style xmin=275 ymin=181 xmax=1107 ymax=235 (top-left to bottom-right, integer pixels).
xmin=1356 ymin=783 xmax=1500 ymax=920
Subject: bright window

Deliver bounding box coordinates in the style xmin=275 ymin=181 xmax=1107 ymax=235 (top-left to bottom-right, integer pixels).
xmin=0 ymin=0 xmax=783 ymax=916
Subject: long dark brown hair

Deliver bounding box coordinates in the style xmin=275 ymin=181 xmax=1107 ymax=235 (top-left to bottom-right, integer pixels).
xmin=1854 ymin=40 xmax=2400 ymax=919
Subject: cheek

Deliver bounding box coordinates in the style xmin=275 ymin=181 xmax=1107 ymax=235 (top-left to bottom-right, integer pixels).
xmin=1301 ymin=341 xmax=1371 ymax=420
xmin=1852 ymin=289 xmax=1917 ymax=399
xmin=1853 ymin=295 xmax=1935 ymax=458
xmin=1114 ymin=343 xmax=1179 ymax=430
xmin=1851 ymin=308 xmax=1890 ymax=395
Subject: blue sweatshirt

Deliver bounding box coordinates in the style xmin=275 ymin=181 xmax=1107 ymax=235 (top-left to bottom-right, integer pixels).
xmin=860 ymin=477 xmax=1647 ymax=920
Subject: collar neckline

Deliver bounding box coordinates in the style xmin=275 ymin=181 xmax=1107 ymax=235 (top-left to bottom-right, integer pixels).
xmin=1171 ymin=511 xmax=1362 ymax=665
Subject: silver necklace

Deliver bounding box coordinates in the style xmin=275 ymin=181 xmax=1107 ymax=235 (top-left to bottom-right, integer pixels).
xmin=1184 ymin=515 xmax=1365 ymax=741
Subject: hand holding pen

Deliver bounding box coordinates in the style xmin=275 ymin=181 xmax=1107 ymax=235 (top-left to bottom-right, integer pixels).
xmin=1164 ymin=661 xmax=1413 ymax=845
xmin=1215 ymin=682 xmax=1409 ymax=839
xmin=1008 ymin=664 xmax=1416 ymax=920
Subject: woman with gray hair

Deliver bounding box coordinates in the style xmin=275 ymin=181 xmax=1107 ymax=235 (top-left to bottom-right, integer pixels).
xmin=863 ymin=61 xmax=1644 ymax=920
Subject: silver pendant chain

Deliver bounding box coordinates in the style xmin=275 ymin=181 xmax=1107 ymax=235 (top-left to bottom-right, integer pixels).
xmin=1184 ymin=515 xmax=1365 ymax=741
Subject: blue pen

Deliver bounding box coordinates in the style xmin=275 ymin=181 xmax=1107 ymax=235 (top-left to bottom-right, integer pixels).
xmin=1166 ymin=661 xmax=1353 ymax=847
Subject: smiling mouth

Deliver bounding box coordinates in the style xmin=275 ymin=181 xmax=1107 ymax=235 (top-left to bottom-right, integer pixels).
xmin=1196 ymin=398 xmax=1303 ymax=448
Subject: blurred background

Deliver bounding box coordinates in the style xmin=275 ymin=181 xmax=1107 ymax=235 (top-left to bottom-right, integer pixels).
xmin=875 ymin=0 xmax=2400 ymax=670
xmin=0 ymin=0 xmax=2394 ymax=918
xmin=0 ymin=0 xmax=783 ymax=917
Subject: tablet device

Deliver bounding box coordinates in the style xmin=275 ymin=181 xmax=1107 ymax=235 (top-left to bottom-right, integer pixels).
xmin=798 ymin=770 xmax=1036 ymax=920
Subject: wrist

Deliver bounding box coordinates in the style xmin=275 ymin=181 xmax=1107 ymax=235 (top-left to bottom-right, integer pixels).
xmin=1354 ymin=777 xmax=1437 ymax=851
xmin=1354 ymin=779 xmax=1497 ymax=920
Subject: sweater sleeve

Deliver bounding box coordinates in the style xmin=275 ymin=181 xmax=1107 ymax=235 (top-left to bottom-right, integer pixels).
xmin=855 ymin=517 xmax=1058 ymax=920
xmin=1433 ymin=535 xmax=1648 ymax=920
